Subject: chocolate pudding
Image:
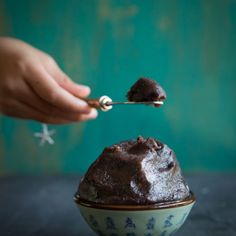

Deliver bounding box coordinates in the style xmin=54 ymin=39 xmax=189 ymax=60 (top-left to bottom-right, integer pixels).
xmin=77 ymin=136 xmax=190 ymax=205
xmin=127 ymin=78 xmax=166 ymax=106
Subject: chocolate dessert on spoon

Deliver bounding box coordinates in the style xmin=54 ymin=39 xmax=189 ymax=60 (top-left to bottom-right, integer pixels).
xmin=80 ymin=77 xmax=166 ymax=111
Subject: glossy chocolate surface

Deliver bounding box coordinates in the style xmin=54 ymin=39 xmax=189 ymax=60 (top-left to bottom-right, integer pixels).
xmin=78 ymin=136 xmax=190 ymax=205
xmin=127 ymin=78 xmax=166 ymax=103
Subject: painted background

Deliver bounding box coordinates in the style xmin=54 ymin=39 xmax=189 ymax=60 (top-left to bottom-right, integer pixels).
xmin=0 ymin=0 xmax=236 ymax=174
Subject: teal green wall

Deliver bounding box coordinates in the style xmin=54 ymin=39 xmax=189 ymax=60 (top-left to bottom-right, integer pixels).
xmin=0 ymin=0 xmax=236 ymax=174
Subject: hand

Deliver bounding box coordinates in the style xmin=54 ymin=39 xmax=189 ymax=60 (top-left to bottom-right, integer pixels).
xmin=0 ymin=37 xmax=97 ymax=124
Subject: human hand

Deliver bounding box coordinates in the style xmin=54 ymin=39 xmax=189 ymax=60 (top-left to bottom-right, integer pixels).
xmin=0 ymin=37 xmax=97 ymax=124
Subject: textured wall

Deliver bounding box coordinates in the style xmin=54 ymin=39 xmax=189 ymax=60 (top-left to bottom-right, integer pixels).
xmin=0 ymin=0 xmax=236 ymax=174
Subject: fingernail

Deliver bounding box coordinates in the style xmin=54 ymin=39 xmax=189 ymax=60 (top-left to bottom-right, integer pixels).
xmin=88 ymin=108 xmax=98 ymax=119
xmin=77 ymin=84 xmax=91 ymax=93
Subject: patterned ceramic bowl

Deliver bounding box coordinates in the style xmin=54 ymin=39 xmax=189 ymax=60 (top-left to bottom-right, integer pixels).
xmin=74 ymin=192 xmax=196 ymax=236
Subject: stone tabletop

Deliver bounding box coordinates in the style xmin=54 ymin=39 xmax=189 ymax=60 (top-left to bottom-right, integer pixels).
xmin=0 ymin=174 xmax=235 ymax=236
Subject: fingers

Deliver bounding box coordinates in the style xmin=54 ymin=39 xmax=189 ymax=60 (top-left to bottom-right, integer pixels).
xmin=25 ymin=65 xmax=92 ymax=114
xmin=77 ymin=108 xmax=98 ymax=121
xmin=2 ymin=99 xmax=98 ymax=124
xmin=39 ymin=55 xmax=91 ymax=98
xmin=51 ymin=67 xmax=91 ymax=98
xmin=14 ymin=79 xmax=98 ymax=122
xmin=57 ymin=73 xmax=91 ymax=98
xmin=1 ymin=99 xmax=71 ymax=124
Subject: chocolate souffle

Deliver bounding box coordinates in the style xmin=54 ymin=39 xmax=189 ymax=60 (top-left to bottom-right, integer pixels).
xmin=77 ymin=136 xmax=190 ymax=205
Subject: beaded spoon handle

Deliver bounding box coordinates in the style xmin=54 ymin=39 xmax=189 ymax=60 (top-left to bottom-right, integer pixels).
xmin=81 ymin=95 xmax=164 ymax=112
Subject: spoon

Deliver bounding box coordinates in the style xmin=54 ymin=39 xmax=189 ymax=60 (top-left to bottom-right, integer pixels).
xmin=80 ymin=96 xmax=164 ymax=111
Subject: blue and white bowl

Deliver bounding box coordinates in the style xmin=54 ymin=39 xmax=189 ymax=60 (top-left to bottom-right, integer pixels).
xmin=74 ymin=192 xmax=196 ymax=236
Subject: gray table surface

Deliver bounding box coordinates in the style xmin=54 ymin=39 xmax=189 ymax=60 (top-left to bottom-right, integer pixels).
xmin=0 ymin=174 xmax=235 ymax=236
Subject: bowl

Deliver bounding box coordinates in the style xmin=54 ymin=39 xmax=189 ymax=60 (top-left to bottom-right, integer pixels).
xmin=74 ymin=192 xmax=196 ymax=236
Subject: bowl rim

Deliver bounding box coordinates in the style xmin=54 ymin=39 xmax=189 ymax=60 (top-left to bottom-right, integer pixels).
xmin=74 ymin=191 xmax=196 ymax=211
